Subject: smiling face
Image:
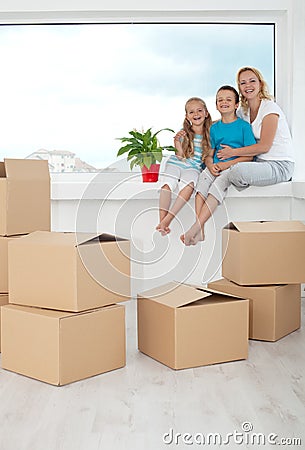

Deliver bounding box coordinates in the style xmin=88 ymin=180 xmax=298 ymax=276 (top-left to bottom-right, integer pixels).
xmin=238 ymin=70 xmax=261 ymax=101
xmin=185 ymin=100 xmax=207 ymax=127
xmin=216 ymin=89 xmax=239 ymax=115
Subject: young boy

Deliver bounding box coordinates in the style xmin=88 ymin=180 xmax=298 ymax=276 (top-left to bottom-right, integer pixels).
xmin=181 ymin=85 xmax=256 ymax=246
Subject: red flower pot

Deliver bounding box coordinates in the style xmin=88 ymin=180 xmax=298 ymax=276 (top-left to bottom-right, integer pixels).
xmin=141 ymin=164 xmax=160 ymax=182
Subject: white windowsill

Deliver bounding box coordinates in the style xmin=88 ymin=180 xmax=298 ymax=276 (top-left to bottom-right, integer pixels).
xmin=50 ymin=173 xmax=305 ymax=201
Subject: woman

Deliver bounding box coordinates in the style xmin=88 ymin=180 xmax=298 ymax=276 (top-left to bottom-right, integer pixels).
xmin=217 ymin=66 xmax=294 ymax=186
xmin=181 ymin=67 xmax=294 ymax=246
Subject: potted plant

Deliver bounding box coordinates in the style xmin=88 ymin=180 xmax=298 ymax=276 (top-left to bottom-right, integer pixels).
xmin=116 ymin=127 xmax=176 ymax=182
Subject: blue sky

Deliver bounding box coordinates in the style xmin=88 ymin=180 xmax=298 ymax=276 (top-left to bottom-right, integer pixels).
xmin=0 ymin=23 xmax=274 ymax=169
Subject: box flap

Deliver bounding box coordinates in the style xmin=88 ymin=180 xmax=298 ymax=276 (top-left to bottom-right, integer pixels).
xmin=76 ymin=232 xmax=128 ymax=246
xmin=4 ymin=158 xmax=50 ymax=180
xmin=188 ymin=284 xmax=247 ymax=301
xmin=138 ymin=281 xmax=212 ymax=308
xmin=227 ymin=220 xmax=305 ymax=233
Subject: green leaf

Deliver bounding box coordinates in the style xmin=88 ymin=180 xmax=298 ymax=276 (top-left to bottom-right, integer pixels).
xmin=143 ymin=155 xmax=153 ymax=169
xmin=117 ymin=144 xmax=135 ymax=156
xmin=152 ymin=128 xmax=175 ymax=139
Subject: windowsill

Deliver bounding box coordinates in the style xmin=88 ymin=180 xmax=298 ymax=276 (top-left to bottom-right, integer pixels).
xmin=50 ymin=174 xmax=305 ymax=201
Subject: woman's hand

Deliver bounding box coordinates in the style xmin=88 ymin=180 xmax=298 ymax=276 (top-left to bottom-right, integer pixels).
xmin=217 ymin=144 xmax=235 ymax=160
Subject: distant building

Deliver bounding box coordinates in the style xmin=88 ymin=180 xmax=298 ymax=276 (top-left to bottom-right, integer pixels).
xmin=25 ymin=149 xmax=99 ymax=172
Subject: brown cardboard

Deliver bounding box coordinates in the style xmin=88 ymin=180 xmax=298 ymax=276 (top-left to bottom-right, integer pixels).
xmin=0 ymin=235 xmax=26 ymax=293
xmin=137 ymin=281 xmax=249 ymax=370
xmin=1 ymin=303 xmax=126 ymax=385
xmin=222 ymin=221 xmax=305 ymax=285
xmin=208 ymin=278 xmax=301 ymax=341
xmin=8 ymin=231 xmax=130 ymax=312
xmin=0 ymin=294 xmax=9 ymax=352
xmin=0 ymin=159 xmax=50 ymax=236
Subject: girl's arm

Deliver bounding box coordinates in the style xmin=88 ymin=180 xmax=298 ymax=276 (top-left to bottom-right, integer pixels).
xmin=217 ymin=114 xmax=279 ymax=160
xmin=205 ymin=149 xmax=222 ymax=177
xmin=174 ymin=130 xmax=185 ymax=158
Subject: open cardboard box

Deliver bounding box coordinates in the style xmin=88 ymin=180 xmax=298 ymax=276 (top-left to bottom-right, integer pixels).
xmin=222 ymin=221 xmax=305 ymax=285
xmin=8 ymin=231 xmax=130 ymax=312
xmin=0 ymin=294 xmax=9 ymax=352
xmin=208 ymin=278 xmax=301 ymax=341
xmin=0 ymin=159 xmax=50 ymax=236
xmin=137 ymin=281 xmax=249 ymax=370
xmin=1 ymin=303 xmax=126 ymax=385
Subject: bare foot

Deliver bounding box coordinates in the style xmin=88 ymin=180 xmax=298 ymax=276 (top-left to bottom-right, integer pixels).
xmin=190 ymin=228 xmax=205 ymax=245
xmin=156 ymin=215 xmax=173 ymax=236
xmin=156 ymin=222 xmax=171 ymax=236
xmin=181 ymin=221 xmax=202 ymax=246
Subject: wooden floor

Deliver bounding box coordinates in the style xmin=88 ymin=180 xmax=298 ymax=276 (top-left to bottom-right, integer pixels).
xmin=0 ymin=297 xmax=304 ymax=450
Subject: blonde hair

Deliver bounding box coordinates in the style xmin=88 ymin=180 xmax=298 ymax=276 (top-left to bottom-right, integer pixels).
xmin=236 ymin=67 xmax=273 ymax=114
xmin=181 ymin=97 xmax=211 ymax=161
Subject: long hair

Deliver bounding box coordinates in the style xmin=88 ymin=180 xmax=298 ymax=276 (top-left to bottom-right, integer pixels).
xmin=181 ymin=97 xmax=211 ymax=161
xmin=236 ymin=67 xmax=273 ymax=114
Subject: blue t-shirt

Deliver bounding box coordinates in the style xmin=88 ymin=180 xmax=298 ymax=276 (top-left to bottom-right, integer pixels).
xmin=210 ymin=117 xmax=256 ymax=164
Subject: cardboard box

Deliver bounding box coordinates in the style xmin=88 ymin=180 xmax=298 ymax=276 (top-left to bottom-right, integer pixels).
xmin=1 ymin=303 xmax=126 ymax=385
xmin=0 ymin=158 xmax=50 ymax=236
xmin=222 ymin=221 xmax=305 ymax=285
xmin=8 ymin=231 xmax=130 ymax=312
xmin=137 ymin=282 xmax=249 ymax=370
xmin=0 ymin=235 xmax=26 ymax=293
xmin=0 ymin=294 xmax=9 ymax=352
xmin=208 ymin=278 xmax=301 ymax=341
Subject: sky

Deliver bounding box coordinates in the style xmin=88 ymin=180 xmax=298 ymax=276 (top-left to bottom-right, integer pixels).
xmin=0 ymin=23 xmax=274 ymax=169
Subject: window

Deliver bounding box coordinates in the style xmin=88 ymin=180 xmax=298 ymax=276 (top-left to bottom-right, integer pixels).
xmin=0 ymin=23 xmax=274 ymax=172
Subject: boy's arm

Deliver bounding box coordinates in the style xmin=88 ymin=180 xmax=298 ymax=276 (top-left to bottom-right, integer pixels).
xmin=215 ymin=155 xmax=253 ymax=172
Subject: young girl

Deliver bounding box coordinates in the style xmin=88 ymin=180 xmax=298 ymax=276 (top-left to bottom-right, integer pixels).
xmin=181 ymin=85 xmax=256 ymax=246
xmin=156 ymin=97 xmax=212 ymax=235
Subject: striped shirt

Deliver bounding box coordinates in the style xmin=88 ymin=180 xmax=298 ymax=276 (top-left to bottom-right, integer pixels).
xmin=167 ymin=134 xmax=204 ymax=171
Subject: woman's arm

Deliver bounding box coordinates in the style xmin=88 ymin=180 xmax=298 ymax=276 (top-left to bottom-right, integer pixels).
xmin=217 ymin=113 xmax=279 ymax=160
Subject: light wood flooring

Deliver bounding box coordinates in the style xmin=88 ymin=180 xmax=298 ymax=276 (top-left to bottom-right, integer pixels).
xmin=0 ymin=298 xmax=304 ymax=450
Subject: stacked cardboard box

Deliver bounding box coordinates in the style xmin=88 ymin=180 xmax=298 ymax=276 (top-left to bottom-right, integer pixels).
xmin=0 ymin=158 xmax=130 ymax=385
xmin=1 ymin=231 xmax=130 ymax=385
xmin=208 ymin=221 xmax=305 ymax=342
xmin=0 ymin=158 xmax=50 ymax=352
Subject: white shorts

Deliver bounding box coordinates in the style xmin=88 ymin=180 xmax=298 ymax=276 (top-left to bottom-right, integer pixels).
xmin=160 ymin=163 xmax=200 ymax=191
